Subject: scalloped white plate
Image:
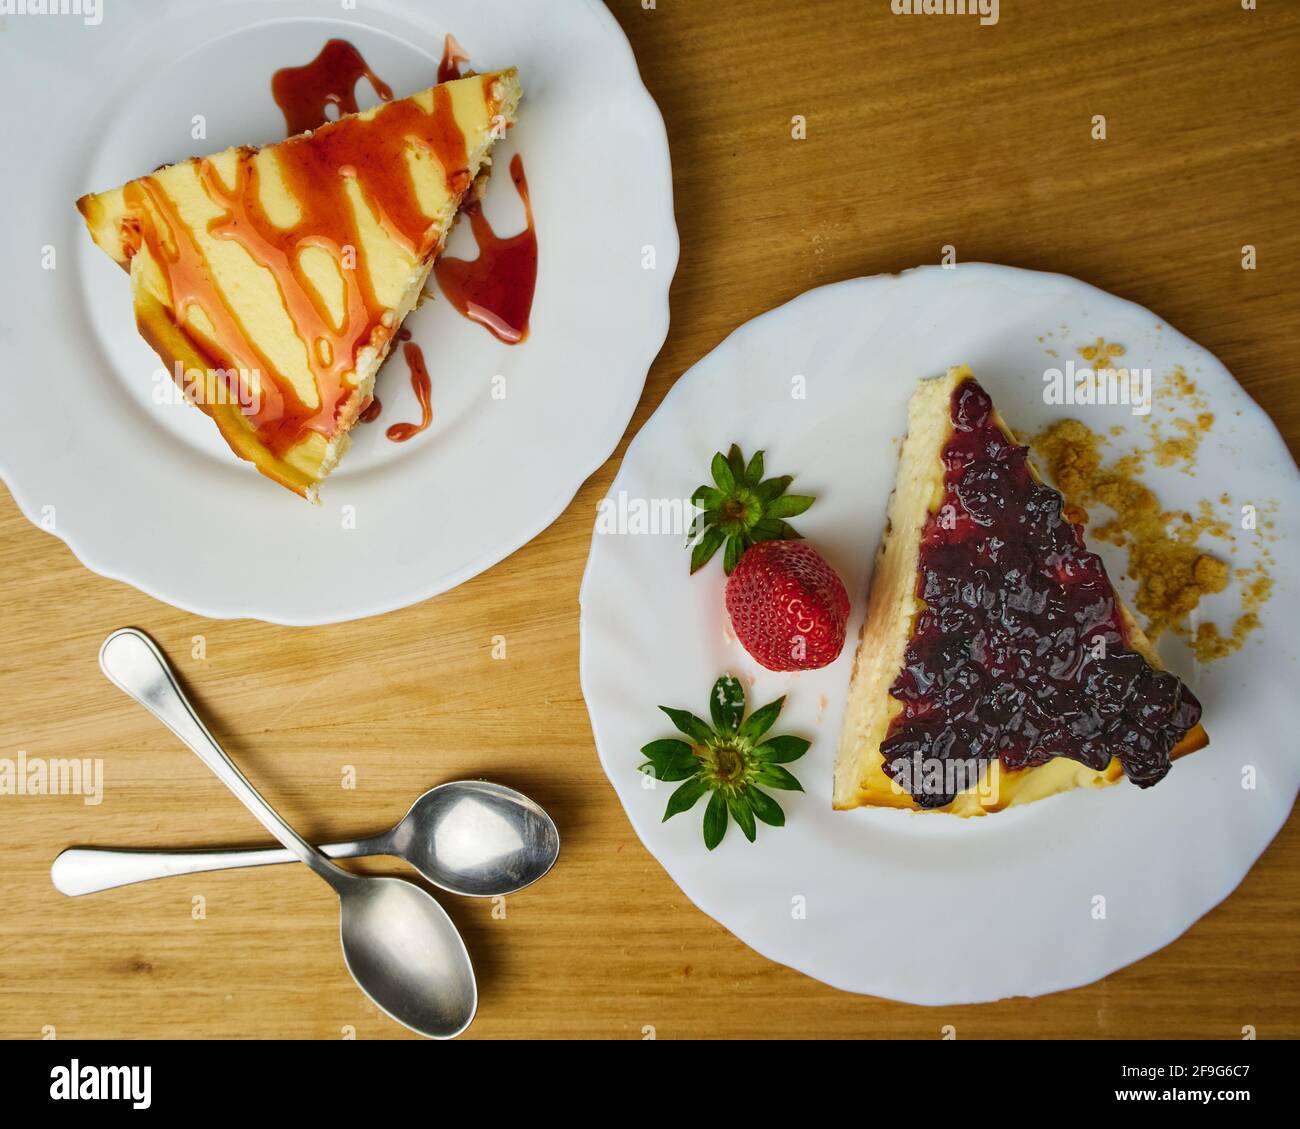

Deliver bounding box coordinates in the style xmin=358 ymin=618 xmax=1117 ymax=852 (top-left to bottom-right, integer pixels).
xmin=580 ymin=265 xmax=1300 ymax=1003
xmin=0 ymin=0 xmax=676 ymax=624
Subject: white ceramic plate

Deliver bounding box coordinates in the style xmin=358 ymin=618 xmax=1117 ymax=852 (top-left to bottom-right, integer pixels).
xmin=0 ymin=0 xmax=676 ymax=624
xmin=579 ymin=265 xmax=1300 ymax=1004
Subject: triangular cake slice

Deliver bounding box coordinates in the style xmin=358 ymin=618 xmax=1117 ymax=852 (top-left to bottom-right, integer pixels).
xmin=77 ymin=70 xmax=521 ymax=500
xmin=835 ymin=366 xmax=1207 ymax=816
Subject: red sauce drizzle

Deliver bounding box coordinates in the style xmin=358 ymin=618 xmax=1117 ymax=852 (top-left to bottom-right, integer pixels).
xmin=438 ymin=34 xmax=470 ymax=83
xmin=385 ymin=343 xmax=433 ymax=442
xmin=124 ymin=44 xmax=498 ymax=457
xmin=435 ymin=154 xmax=537 ymax=345
xmin=271 ymin=38 xmax=394 ymax=137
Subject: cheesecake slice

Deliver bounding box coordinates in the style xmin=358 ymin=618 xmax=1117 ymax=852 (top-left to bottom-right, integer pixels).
xmin=78 ymin=70 xmax=521 ymax=500
xmin=834 ymin=366 xmax=1207 ymax=816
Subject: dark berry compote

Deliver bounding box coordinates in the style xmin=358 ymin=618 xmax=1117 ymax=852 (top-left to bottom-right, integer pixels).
xmin=880 ymin=377 xmax=1202 ymax=809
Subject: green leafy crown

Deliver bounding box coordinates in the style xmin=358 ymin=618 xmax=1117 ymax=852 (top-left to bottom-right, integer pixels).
xmin=688 ymin=444 xmax=816 ymax=575
xmin=639 ymin=675 xmax=810 ymax=851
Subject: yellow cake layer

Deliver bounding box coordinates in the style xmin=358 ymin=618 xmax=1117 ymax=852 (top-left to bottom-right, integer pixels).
xmin=78 ymin=69 xmax=521 ymax=500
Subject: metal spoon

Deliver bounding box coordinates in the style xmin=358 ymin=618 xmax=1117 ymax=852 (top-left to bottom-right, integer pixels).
xmin=96 ymin=628 xmax=476 ymax=1040
xmin=52 ymin=780 xmax=560 ymax=898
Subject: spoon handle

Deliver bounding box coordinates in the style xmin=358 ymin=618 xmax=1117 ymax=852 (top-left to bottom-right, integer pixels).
xmin=52 ymin=837 xmax=390 ymax=897
xmin=98 ymin=629 xmax=353 ymax=894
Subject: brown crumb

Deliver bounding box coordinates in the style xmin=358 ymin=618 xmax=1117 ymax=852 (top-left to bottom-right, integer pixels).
xmin=1063 ymin=502 xmax=1089 ymax=526
xmin=1151 ymin=413 xmax=1214 ymax=471
xmin=1028 ymin=360 xmax=1275 ymax=659
xmin=1190 ymin=596 xmax=1268 ymax=662
xmin=1078 ymin=338 xmax=1126 ymax=369
xmin=1190 ymin=617 xmax=1258 ymax=662
xmin=1030 ymin=418 xmax=1259 ymax=649
xmin=1033 ymin=419 xmax=1230 ymax=636
xmin=1165 ymin=366 xmax=1207 ymax=412
xmin=1192 ymin=554 xmax=1229 ymax=591
xmin=1035 ymin=418 xmax=1100 ymax=500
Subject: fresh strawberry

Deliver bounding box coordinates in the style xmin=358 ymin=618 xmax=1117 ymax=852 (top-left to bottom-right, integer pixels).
xmin=725 ymin=540 xmax=850 ymax=671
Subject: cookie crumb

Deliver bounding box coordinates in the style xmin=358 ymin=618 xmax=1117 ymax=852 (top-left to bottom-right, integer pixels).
xmin=1030 ymin=409 xmax=1265 ymax=654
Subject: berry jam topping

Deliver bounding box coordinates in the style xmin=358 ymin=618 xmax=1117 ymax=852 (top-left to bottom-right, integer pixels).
xmin=880 ymin=378 xmax=1202 ymax=808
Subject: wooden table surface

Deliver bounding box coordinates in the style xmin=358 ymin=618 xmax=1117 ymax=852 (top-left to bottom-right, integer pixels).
xmin=2 ymin=0 xmax=1298 ymax=1040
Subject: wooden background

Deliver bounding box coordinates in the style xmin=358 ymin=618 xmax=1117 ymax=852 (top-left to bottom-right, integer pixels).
xmin=2 ymin=0 xmax=1297 ymax=1039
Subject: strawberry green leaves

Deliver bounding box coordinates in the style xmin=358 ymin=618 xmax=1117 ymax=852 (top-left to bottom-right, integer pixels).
xmin=688 ymin=444 xmax=816 ymax=576
xmin=638 ymin=740 xmax=698 ymax=781
xmin=703 ymin=792 xmax=728 ymax=850
xmin=640 ymin=674 xmax=811 ymax=851
xmin=710 ymin=674 xmax=746 ymax=735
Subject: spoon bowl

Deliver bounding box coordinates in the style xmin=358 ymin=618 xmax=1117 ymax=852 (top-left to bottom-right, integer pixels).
xmin=337 ymin=873 xmax=477 ymax=1039
xmin=393 ymin=780 xmax=559 ymax=897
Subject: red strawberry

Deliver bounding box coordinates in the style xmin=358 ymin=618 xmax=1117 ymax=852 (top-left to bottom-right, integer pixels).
xmin=725 ymin=540 xmax=850 ymax=671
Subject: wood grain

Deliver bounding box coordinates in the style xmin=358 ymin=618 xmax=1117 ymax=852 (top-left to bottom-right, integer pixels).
xmin=1 ymin=0 xmax=1297 ymax=1039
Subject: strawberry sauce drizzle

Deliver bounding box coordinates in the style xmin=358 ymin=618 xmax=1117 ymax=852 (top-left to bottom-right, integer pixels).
xmin=385 ymin=342 xmax=433 ymax=442
xmin=127 ymin=41 xmax=494 ymax=457
xmin=438 ymin=34 xmax=470 ymax=83
xmin=434 ymin=153 xmax=537 ymax=344
xmin=271 ymin=38 xmax=394 ymax=137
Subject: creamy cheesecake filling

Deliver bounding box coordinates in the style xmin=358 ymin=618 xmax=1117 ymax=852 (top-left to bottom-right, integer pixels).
xmin=879 ymin=376 xmax=1203 ymax=809
xmin=125 ymin=75 xmax=505 ymax=459
xmin=77 ymin=70 xmax=520 ymax=497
